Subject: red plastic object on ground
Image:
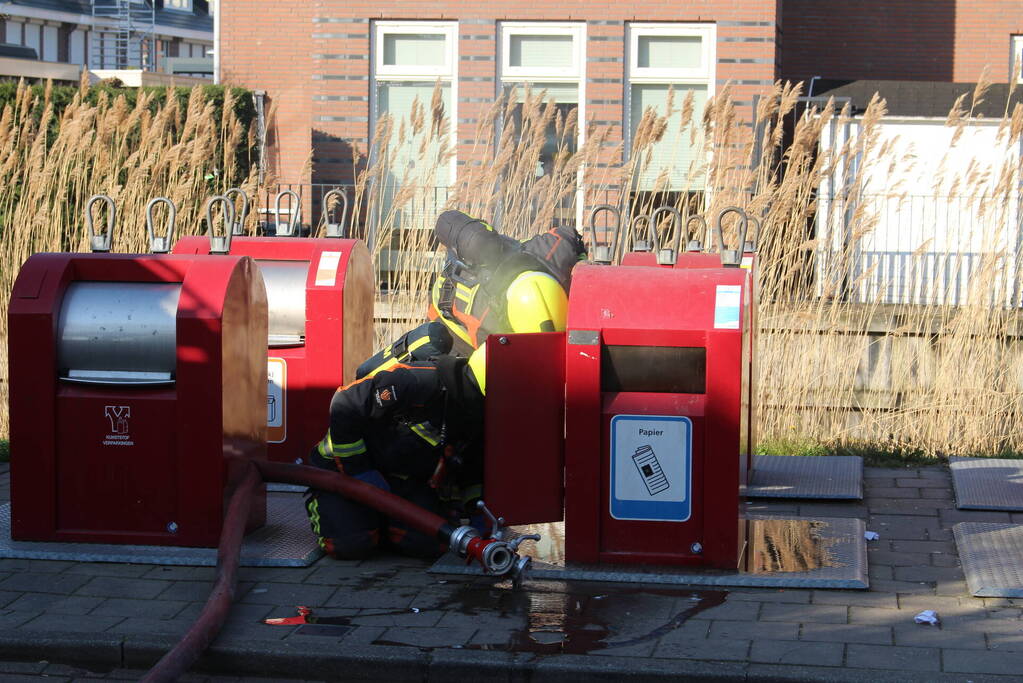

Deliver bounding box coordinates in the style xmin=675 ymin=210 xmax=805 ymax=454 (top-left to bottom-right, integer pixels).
xmin=7 ymin=253 xmax=268 ymax=547
xmin=563 ymin=264 xmax=751 ymax=569
xmin=173 ymin=237 xmax=374 ymax=464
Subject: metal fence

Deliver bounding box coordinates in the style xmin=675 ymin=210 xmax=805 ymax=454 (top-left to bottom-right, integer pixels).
xmin=816 ymin=192 xmax=1023 ymax=307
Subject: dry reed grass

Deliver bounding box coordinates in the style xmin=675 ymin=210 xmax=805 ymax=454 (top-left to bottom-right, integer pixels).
xmin=358 ymin=79 xmax=1023 ymax=458
xmin=3 ymin=74 xmax=1023 ymax=459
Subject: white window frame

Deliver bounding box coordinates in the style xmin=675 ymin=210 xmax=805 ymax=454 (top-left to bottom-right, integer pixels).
xmin=1012 ymin=35 xmax=1023 ymax=83
xmin=629 ymin=23 xmax=715 ymax=82
xmin=498 ymin=22 xmax=587 ymax=227
xmin=370 ymin=20 xmax=459 ymax=194
xmin=500 ymin=22 xmax=586 ymax=82
xmin=373 ymin=21 xmax=458 ymax=79
xmin=625 ymin=22 xmax=716 ymax=190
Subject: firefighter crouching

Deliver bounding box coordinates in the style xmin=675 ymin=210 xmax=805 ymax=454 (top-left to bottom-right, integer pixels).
xmin=310 ymin=210 xmax=581 ymax=559
xmin=305 ymin=350 xmax=486 ymax=559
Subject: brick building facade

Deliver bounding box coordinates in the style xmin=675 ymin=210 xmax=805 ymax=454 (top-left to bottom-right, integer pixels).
xmin=781 ymin=1 xmax=1023 ymax=85
xmin=220 ymin=1 xmax=781 ymax=192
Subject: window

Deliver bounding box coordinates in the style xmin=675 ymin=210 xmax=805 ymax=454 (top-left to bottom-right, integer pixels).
xmin=4 ymin=21 xmax=22 ymax=47
xmin=371 ymin=21 xmax=457 ymax=234
xmin=24 ymin=22 xmax=40 ymax=57
xmin=626 ymin=23 xmax=715 ymax=192
xmin=165 ymin=0 xmax=193 ymax=12
xmin=42 ymin=25 xmax=58 ymax=62
xmin=69 ymin=29 xmax=86 ymax=66
xmin=1012 ymin=36 xmax=1023 ymax=83
xmin=499 ymin=22 xmax=586 ymax=178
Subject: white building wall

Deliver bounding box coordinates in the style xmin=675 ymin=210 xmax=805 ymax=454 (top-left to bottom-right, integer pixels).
xmin=819 ymin=118 xmax=1022 ymax=306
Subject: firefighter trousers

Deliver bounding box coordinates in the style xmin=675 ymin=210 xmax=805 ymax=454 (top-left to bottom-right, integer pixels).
xmin=304 ymin=477 xmax=447 ymax=560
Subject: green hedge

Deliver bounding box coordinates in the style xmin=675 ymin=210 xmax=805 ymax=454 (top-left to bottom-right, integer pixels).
xmin=0 ymin=82 xmax=256 ymax=178
xmin=0 ymin=81 xmax=255 ymax=130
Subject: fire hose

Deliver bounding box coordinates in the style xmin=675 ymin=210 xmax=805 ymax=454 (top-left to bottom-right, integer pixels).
xmin=141 ymin=459 xmax=537 ymax=683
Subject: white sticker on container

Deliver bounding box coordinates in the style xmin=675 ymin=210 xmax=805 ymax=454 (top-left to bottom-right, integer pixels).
xmin=314 ymin=251 xmax=343 ymax=287
xmin=714 ymin=285 xmax=741 ymax=329
xmin=741 ymin=255 xmax=754 ymax=270
xmin=267 ymin=357 xmax=286 ymax=443
xmin=609 ymin=415 xmax=692 ymax=522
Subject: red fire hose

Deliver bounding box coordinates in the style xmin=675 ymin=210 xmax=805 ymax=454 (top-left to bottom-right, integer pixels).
xmin=140 ymin=459 xmax=520 ymax=683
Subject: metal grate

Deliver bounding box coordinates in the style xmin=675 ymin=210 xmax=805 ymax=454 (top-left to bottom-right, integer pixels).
xmin=430 ymin=516 xmax=868 ymax=590
xmin=0 ymin=493 xmax=321 ymax=567
xmin=744 ymin=455 xmax=863 ymax=500
xmin=955 ymin=523 xmax=1023 ymax=597
xmin=950 ymin=457 xmax=1023 ymax=511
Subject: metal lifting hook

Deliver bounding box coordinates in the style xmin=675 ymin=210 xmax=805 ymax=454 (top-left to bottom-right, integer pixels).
xmin=321 ymin=188 xmax=349 ymax=238
xmin=274 ymin=189 xmax=303 ymax=237
xmin=86 ymin=194 xmax=116 ymax=253
xmin=587 ymin=204 xmax=621 ymax=265
xmin=684 ymin=214 xmax=708 ymax=252
xmin=651 ymin=205 xmax=683 ymax=265
xmin=224 ymin=188 xmax=249 ymax=236
xmin=205 ymin=195 xmax=236 ymax=254
xmin=628 ymin=213 xmax=655 ymax=253
xmin=714 ymin=206 xmax=749 ymax=267
xmin=145 ymin=197 xmax=177 ymax=254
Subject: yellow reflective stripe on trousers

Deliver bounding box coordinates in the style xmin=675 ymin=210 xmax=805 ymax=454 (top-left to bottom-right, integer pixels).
xmin=306 ymin=496 xmax=327 ymax=550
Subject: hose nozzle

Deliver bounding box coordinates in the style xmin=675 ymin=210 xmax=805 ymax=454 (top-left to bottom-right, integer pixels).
xmin=447 ymin=500 xmax=541 ymax=581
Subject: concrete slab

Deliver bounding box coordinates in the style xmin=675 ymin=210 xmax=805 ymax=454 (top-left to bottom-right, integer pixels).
xmin=950 ymin=457 xmax=1023 ymax=511
xmin=0 ymin=494 xmax=322 ymax=567
xmin=954 ymin=522 xmax=1023 ymax=597
xmin=744 ymin=455 xmax=863 ymax=500
xmin=429 ymin=516 xmax=868 ymax=589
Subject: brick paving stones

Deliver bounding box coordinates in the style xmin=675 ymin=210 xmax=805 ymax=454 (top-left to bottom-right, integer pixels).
xmin=0 ymin=465 xmax=1019 ymax=680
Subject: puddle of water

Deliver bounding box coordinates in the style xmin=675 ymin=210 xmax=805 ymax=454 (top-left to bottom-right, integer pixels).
xmin=747 ymin=518 xmax=845 ymax=573
xmin=375 ymin=580 xmax=728 ymax=654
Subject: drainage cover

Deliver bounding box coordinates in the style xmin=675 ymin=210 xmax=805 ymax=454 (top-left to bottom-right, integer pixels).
xmin=744 ymin=455 xmax=863 ymax=500
xmin=950 ymin=457 xmax=1023 ymax=511
xmin=955 ymin=522 xmax=1023 ymax=597
xmin=0 ymin=493 xmax=322 ymax=567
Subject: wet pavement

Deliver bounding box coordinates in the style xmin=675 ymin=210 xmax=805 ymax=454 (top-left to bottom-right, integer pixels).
xmin=0 ymin=462 xmax=1021 ymax=681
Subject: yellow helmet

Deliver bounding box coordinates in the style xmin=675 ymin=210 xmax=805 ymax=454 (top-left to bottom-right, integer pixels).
xmin=467 ymin=342 xmax=487 ymax=395
xmin=505 ymin=271 xmax=568 ymax=334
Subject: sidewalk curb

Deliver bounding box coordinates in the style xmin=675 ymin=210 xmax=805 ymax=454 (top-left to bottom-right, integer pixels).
xmin=0 ymin=628 xmax=1015 ymax=682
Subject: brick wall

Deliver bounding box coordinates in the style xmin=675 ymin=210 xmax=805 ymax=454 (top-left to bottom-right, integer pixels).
xmin=220 ymin=0 xmax=314 ymax=187
xmin=781 ymin=0 xmax=1023 ymax=85
xmin=221 ymin=0 xmax=780 ymax=188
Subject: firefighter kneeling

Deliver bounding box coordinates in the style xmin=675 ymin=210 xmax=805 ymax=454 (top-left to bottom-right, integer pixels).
xmin=307 ymin=210 xmax=582 ymax=560
xmin=305 ymin=350 xmax=486 ymax=559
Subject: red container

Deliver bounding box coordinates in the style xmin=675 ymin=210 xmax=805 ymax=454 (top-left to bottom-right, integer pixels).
xmin=174 ymin=237 xmax=374 ymax=464
xmin=564 ymin=264 xmax=751 ymax=569
xmin=620 ymin=251 xmax=658 ymax=267
xmin=482 ymin=332 xmax=566 ymax=526
xmin=8 ymin=253 xmax=268 ymax=547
